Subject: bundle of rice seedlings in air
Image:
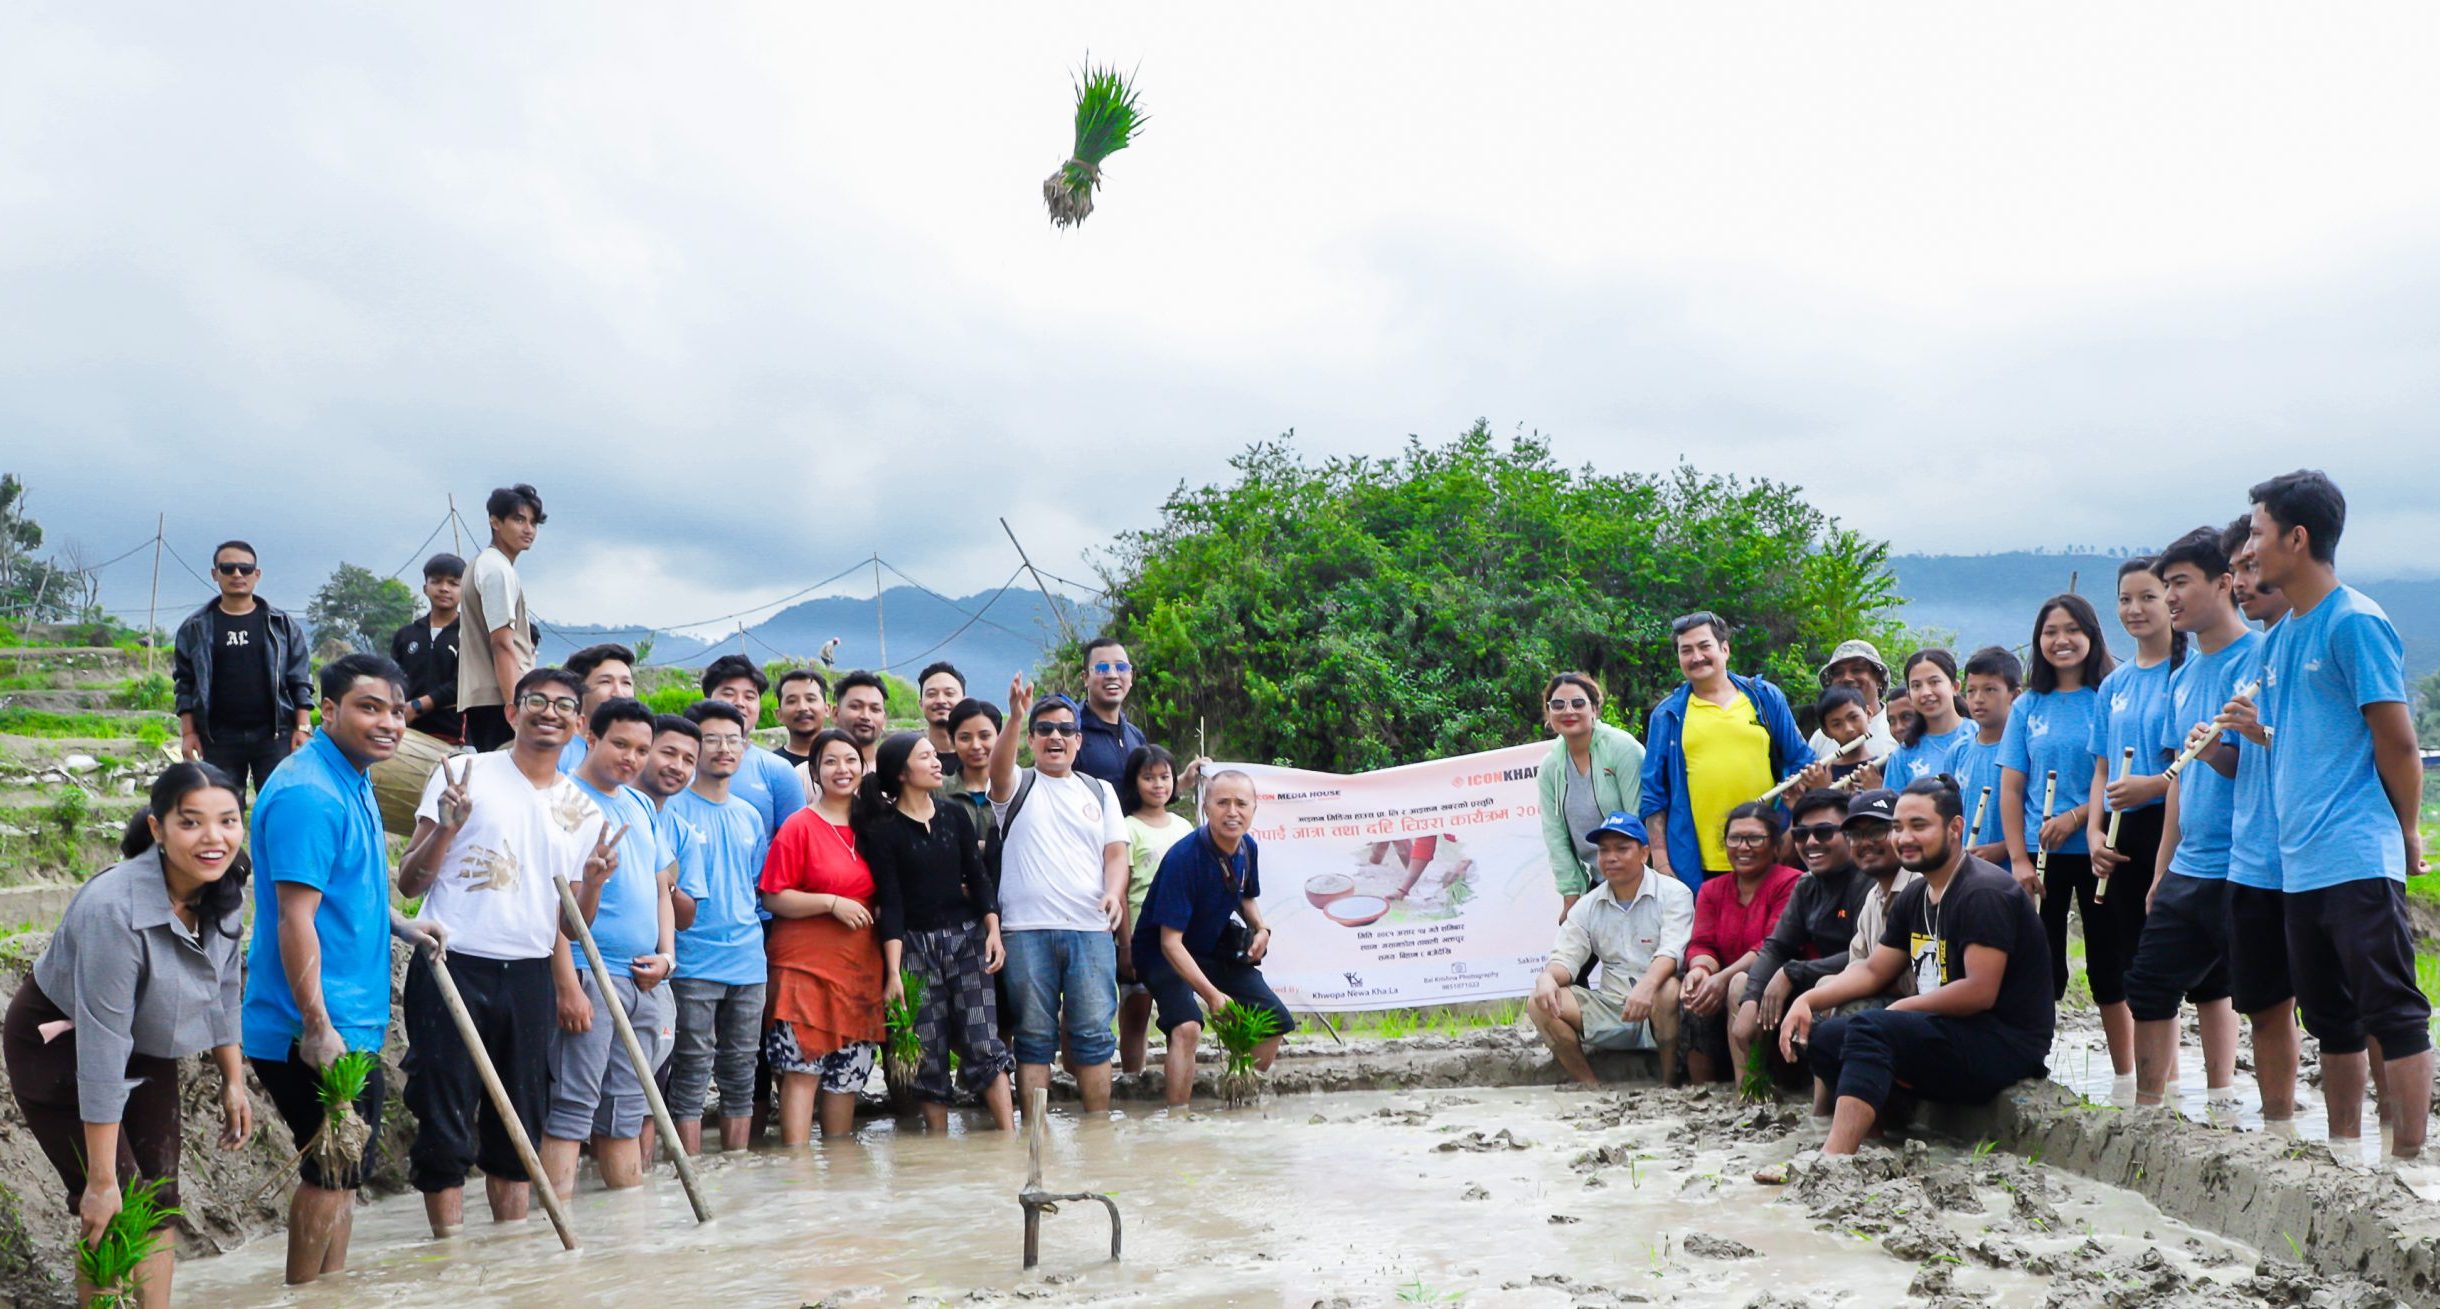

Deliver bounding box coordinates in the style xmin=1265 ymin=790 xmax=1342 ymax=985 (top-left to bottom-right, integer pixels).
xmin=1209 ymin=1002 xmax=1284 ymax=1108
xmin=884 ymin=969 xmax=928 ymax=1099
xmin=1042 ymin=61 xmax=1146 ymax=228
xmin=309 ymin=1051 xmax=378 ymax=1184
xmin=75 ymin=1177 xmax=182 ymax=1308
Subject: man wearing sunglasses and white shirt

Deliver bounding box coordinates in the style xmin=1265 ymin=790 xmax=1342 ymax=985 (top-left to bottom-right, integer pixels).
xmin=1073 ymin=636 xmax=1208 ymax=790
xmin=173 ymin=540 xmax=314 ymax=797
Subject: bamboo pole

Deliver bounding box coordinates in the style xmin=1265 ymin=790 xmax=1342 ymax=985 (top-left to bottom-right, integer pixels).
xmin=144 ymin=515 xmax=163 ymax=678
xmin=447 ymin=494 xmax=463 ymax=558
xmin=1001 ymin=518 xmax=1080 ymax=649
xmin=552 ymin=872 xmax=713 ymax=1223
xmin=423 ymin=949 xmax=580 ymax=1250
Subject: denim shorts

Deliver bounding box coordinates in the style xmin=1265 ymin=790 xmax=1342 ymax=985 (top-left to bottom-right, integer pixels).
xmin=1001 ymin=929 xmax=1119 ymax=1067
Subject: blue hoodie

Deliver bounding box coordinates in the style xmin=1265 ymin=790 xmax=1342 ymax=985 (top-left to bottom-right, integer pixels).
xmin=1638 ymin=672 xmax=1810 ymax=892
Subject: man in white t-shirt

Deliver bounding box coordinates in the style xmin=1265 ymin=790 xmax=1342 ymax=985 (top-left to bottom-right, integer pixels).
xmin=457 ymin=484 xmax=544 ymax=752
xmin=398 ymin=666 xmax=609 ymax=1237
xmin=987 ymin=681 xmax=1129 ymax=1115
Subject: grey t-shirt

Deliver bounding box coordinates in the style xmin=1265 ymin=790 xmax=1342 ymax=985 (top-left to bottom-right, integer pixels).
xmin=1563 ymin=758 xmax=1603 ymax=869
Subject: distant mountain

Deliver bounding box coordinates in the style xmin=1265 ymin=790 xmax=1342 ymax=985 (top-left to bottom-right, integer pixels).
xmin=538 ymin=586 xmax=1102 ymax=690
xmin=1888 ymin=552 xmax=2440 ymax=677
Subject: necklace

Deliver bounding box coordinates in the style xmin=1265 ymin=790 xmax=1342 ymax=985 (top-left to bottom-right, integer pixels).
xmin=816 ymin=809 xmax=858 ymax=858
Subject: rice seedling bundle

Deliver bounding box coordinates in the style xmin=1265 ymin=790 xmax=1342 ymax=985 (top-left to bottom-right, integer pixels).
xmin=74 ymin=1177 xmax=180 ymax=1308
xmin=884 ymin=969 xmax=928 ymax=1095
xmin=1209 ymin=1002 xmax=1284 ymax=1108
xmin=1042 ymin=61 xmax=1145 ymax=228
xmin=309 ymin=1050 xmax=378 ymax=1185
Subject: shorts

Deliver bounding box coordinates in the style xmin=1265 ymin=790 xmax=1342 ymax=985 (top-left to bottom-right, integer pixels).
xmin=252 ymin=1044 xmax=388 ymax=1191
xmin=1002 ymin=929 xmax=1119 ymax=1067
xmin=1569 ymin=985 xmax=1657 ymax=1053
xmin=763 ymin=1022 xmax=877 ymax=1096
xmin=2226 ymin=883 xmax=2293 ymax=1014
xmin=2122 ymin=872 xmax=2232 ymax=1022
xmin=2283 ymin=878 xmax=2431 ymax=1059
xmin=545 ymin=970 xmax=674 ymax=1141
xmin=4 ymin=982 xmax=182 ymax=1210
xmin=1140 ymin=952 xmax=1296 ymax=1042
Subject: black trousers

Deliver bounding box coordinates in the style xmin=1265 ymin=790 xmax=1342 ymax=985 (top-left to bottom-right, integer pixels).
xmin=403 ymin=951 xmax=553 ymax=1192
xmin=202 ymin=725 xmax=292 ymax=799
xmin=462 ymin=705 xmax=514 ymax=752
xmin=2285 ymin=879 xmax=2432 ymax=1059
xmin=1810 ymin=1008 xmax=2049 ymax=1110
xmin=2039 ymin=802 xmax=2160 ymax=1006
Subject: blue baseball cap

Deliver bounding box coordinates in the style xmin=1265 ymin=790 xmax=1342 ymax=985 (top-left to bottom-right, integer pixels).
xmin=1585 ymin=812 xmax=1650 ymax=846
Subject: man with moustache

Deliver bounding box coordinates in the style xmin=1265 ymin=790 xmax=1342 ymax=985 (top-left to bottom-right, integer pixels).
xmin=556 ymin=643 xmax=636 ymax=775
xmin=246 ymin=654 xmax=448 ymax=1284
xmin=397 ymin=667 xmax=612 ymax=1234
xmin=541 ymin=696 xmax=679 ymax=1196
xmin=917 ymin=662 xmax=966 ymax=758
xmin=701 ymin=654 xmax=808 ymax=836
xmin=1638 ymin=612 xmax=1810 ymax=892
xmin=831 ymin=670 xmax=891 ymax=768
xmin=2214 ymin=520 xmax=2301 ymax=1123
xmin=772 ymin=668 xmax=830 ymax=768
xmin=1781 ymin=778 xmax=2055 ymax=1154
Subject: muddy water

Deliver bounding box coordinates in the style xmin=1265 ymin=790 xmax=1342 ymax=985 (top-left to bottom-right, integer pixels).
xmin=182 ymin=1087 xmax=2254 ymax=1307
xmin=2041 ymin=1020 xmax=2405 ymax=1165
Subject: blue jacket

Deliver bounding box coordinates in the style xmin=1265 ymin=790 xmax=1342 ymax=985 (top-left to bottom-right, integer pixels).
xmin=1637 ymin=673 xmax=1810 ymax=890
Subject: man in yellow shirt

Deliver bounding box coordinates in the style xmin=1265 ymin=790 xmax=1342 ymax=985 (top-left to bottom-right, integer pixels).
xmin=1637 ymin=612 xmax=1811 ymax=892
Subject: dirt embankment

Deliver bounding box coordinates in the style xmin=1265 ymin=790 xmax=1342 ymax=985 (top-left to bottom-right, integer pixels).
xmin=0 ymin=938 xmax=416 ymax=1309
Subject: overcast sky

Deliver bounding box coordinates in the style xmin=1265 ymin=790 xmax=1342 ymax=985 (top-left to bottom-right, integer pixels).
xmin=5 ymin=3 xmax=2437 ymax=634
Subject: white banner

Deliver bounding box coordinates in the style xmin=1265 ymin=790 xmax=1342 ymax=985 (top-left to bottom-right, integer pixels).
xmin=1220 ymin=742 xmax=1562 ymax=1012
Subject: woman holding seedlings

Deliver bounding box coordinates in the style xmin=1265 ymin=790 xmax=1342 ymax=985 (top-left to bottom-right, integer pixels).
xmin=1116 ymin=744 xmax=1188 ymax=1074
xmin=2000 ymin=595 xmax=2121 ymax=1069
xmin=758 ymin=729 xmax=886 ymax=1142
xmin=861 ymin=730 xmax=1016 ymax=1131
xmin=1678 ymin=802 xmax=1801 ymax=1083
xmin=3 ymin=763 xmax=251 ymax=1308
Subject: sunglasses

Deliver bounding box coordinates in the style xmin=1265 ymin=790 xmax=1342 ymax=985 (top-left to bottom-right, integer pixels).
xmin=1091 ymin=661 xmax=1131 ymax=675
xmin=215 ymin=562 xmax=258 ymax=576
xmin=1792 ymin=823 xmax=1845 ymax=843
xmin=516 ymin=693 xmax=580 ymax=715
xmin=1031 ymin=722 xmax=1081 ymax=737
xmin=1546 ymin=697 xmax=1591 ymax=712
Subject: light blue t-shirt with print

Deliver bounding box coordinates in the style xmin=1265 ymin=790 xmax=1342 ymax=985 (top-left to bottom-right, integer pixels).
xmin=2263 ymin=587 xmax=2409 ymax=890
xmin=2161 ymin=630 xmax=2261 ymax=881
xmin=1952 ymin=732 xmax=2011 ymax=848
xmin=1999 ymin=687 xmax=2099 ymax=856
xmin=727 ymin=744 xmax=808 ymax=840
xmin=1883 ymin=720 xmax=1976 ymax=790
xmin=557 ymin=735 xmax=588 ymax=776
xmin=2087 ymin=658 xmax=2175 ymax=813
xmin=2226 ymin=623 xmax=2282 ymax=891
xmin=667 ymin=787 xmax=771 ymax=986
xmin=570 ymin=776 xmax=668 ymax=962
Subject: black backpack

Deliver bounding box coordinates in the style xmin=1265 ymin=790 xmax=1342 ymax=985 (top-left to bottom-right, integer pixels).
xmin=983 ymin=768 xmax=1114 ymax=880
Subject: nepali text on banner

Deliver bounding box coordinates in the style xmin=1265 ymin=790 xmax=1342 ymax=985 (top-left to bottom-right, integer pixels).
xmin=1216 ymin=742 xmax=1559 ymax=1013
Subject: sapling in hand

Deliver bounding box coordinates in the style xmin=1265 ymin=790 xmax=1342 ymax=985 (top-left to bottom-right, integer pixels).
xmin=1208 ymin=1002 xmax=1284 ymax=1108
xmin=884 ymin=969 xmax=928 ymax=1101
xmin=75 ymin=1177 xmax=180 ymax=1309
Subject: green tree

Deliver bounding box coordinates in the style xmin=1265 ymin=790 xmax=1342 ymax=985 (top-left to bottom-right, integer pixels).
xmin=0 ymin=473 xmax=83 ymax=625
xmin=1063 ymin=422 xmax=1905 ymax=772
xmin=308 ymin=563 xmax=417 ymax=656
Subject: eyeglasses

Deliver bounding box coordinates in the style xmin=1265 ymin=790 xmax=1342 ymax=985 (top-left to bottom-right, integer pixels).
xmin=1724 ymin=832 xmax=1773 ymax=846
xmin=697 ymin=734 xmax=746 ymax=751
xmin=516 ymin=693 xmax=580 ymax=715
xmin=1091 ymin=661 xmax=1132 ymax=675
xmin=215 ymin=562 xmax=258 ymax=576
xmin=1031 ymin=722 xmax=1081 ymax=737
xmin=1546 ymin=698 xmax=1591 ymax=712
xmin=1792 ymin=823 xmax=1845 ymax=843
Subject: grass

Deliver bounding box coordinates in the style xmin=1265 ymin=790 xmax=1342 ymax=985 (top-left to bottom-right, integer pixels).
xmin=0 ymin=707 xmax=165 ymax=739
xmin=111 ymin=673 xmax=171 ymax=713
xmin=1329 ymin=1001 xmax=1522 ymax=1039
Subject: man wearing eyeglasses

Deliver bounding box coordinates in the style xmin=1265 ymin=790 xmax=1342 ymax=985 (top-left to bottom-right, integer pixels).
xmin=172 ymin=539 xmax=314 ymax=797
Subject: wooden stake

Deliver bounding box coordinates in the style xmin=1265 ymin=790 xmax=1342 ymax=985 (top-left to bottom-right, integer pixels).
xmin=423 ymin=949 xmax=579 ymax=1250
xmin=552 ymin=873 xmax=712 ymax=1223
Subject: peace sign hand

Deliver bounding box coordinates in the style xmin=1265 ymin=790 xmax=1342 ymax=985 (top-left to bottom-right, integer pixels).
xmin=437 ymin=755 xmax=474 ymax=829
xmin=583 ymin=820 xmax=626 ymax=886
xmin=1008 ymin=675 xmax=1034 ymax=722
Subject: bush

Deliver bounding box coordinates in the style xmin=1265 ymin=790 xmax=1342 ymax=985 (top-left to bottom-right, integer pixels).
xmin=1067 ymin=422 xmax=1905 ymax=772
xmin=114 ymin=672 xmax=172 ymax=712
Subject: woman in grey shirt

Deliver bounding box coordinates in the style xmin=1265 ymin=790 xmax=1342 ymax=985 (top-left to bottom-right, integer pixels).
xmin=2 ymin=762 xmax=253 ymax=1304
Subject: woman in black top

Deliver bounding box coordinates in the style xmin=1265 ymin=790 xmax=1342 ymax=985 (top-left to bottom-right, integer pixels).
xmin=855 ymin=731 xmax=1016 ymax=1131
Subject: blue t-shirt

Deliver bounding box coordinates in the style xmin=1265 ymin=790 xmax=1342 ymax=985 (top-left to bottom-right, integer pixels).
xmin=728 ymin=744 xmax=809 ymax=840
xmin=2087 ymin=659 xmax=2175 ymax=812
xmin=2162 ymin=630 xmax=2261 ymax=881
xmin=557 ymin=735 xmax=587 ymax=776
xmin=1129 ymin=827 xmax=1260 ymax=974
xmin=1999 ymin=687 xmax=2099 ymax=856
xmin=1883 ymin=720 xmax=1976 ymax=789
xmin=571 ymin=776 xmax=668 ymax=962
xmin=2263 ymin=586 xmax=2410 ymax=890
xmin=242 ymin=731 xmax=393 ymax=1058
xmin=667 ymin=787 xmax=771 ymax=986
xmin=2226 ymin=623 xmax=2282 ymax=891
xmin=1952 ymin=732 xmax=2011 ymax=848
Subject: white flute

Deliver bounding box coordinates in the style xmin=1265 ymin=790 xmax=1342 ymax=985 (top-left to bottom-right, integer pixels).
xmin=1971 ymin=785 xmax=1992 ymax=847
xmin=2162 ymin=678 xmax=2263 ymax=781
xmin=2096 ymin=746 xmax=2135 ymax=903
xmin=2033 ymin=770 xmax=2059 ymax=882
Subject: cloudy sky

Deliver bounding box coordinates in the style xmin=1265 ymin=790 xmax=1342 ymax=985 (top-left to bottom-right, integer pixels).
xmin=5 ymin=3 xmax=2437 ymax=635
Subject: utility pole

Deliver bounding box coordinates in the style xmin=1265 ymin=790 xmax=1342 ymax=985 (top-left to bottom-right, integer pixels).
xmin=873 ymin=555 xmax=888 ymax=671
xmin=1001 ymin=518 xmax=1080 ymax=648
xmin=145 ymin=514 xmax=163 ymax=675
xmin=447 ymin=494 xmax=464 ymax=557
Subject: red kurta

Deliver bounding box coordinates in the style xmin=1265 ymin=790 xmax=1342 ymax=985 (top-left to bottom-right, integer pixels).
xmin=758 ymin=810 xmax=886 ymax=1054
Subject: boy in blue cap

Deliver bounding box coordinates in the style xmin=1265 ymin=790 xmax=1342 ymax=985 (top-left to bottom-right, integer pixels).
xmin=1527 ymin=812 xmax=1694 ymax=1086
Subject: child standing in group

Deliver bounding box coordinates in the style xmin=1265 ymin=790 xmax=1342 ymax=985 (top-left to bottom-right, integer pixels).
xmin=1954 ymin=646 xmax=2022 ymax=862
xmin=1116 ymin=746 xmax=1189 ymax=1075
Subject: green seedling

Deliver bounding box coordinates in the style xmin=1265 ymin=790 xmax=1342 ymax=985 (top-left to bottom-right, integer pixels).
xmin=1737 ymin=1040 xmax=1775 ymax=1105
xmin=885 ymin=969 xmax=928 ymax=1097
xmin=75 ymin=1177 xmax=181 ymax=1308
xmin=1209 ymin=1001 xmax=1285 ymax=1107
xmin=1042 ymin=62 xmax=1146 ymax=228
